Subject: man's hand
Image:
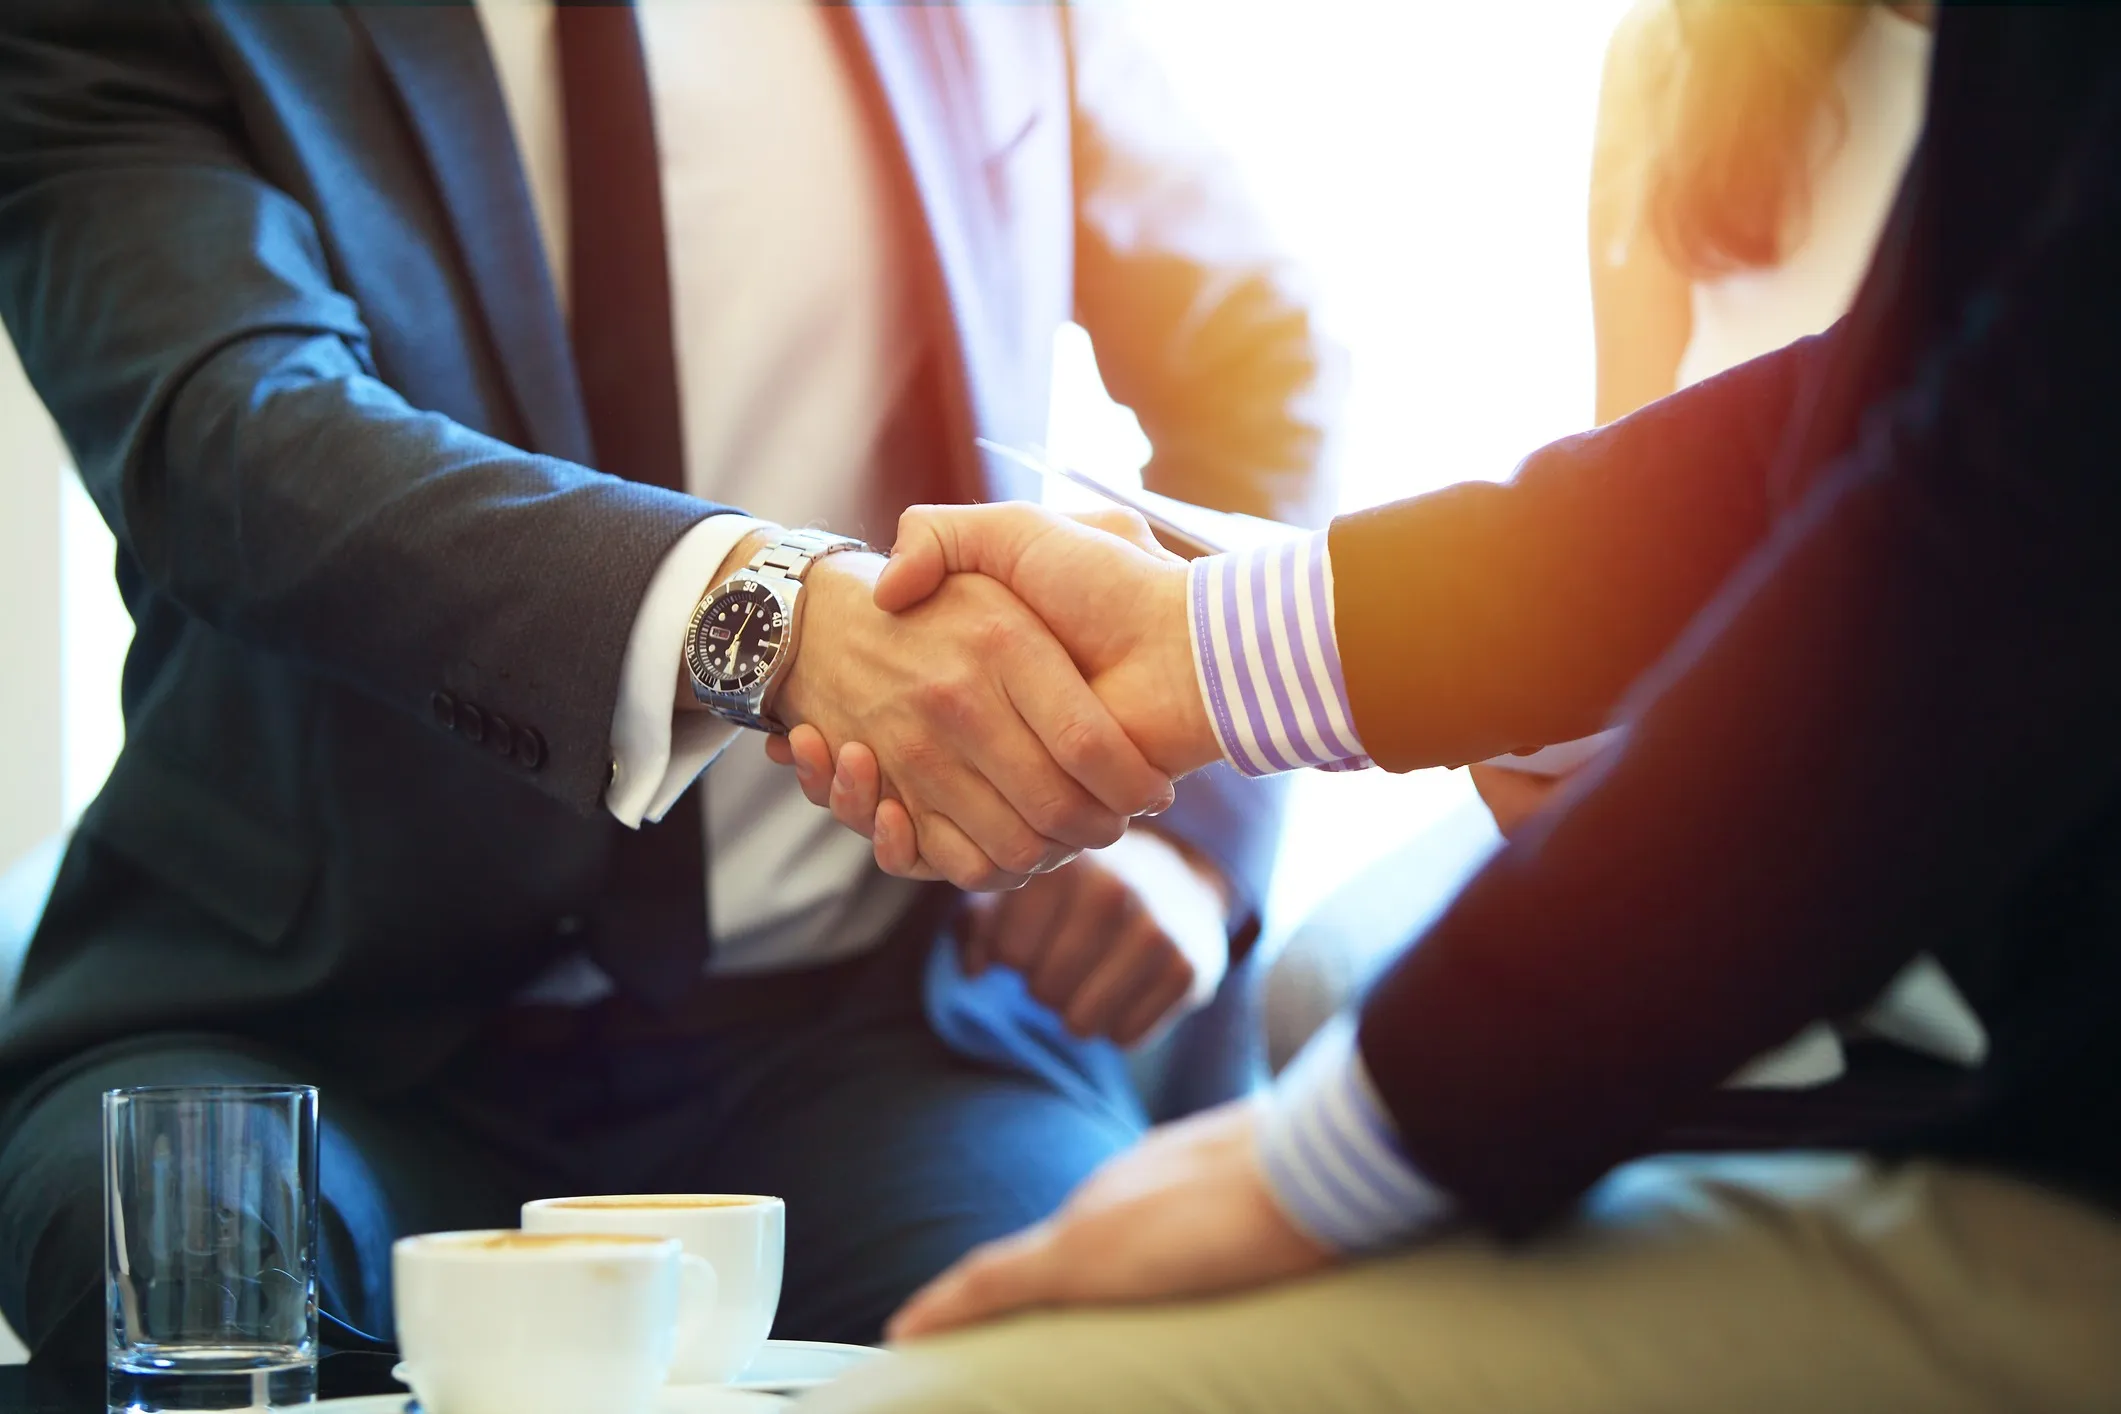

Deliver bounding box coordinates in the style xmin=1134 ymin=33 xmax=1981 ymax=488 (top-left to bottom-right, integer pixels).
xmin=768 ymin=504 xmax=1221 ymax=880
xmin=886 ymin=1099 xmax=1331 ymax=1340
xmin=963 ymin=830 xmax=1232 ymax=1047
xmin=744 ymin=546 xmax=1175 ymax=891
xmin=879 ymin=504 xmax=1218 ymax=776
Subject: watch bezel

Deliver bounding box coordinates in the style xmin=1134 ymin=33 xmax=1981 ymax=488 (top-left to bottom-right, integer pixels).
xmin=684 ymin=576 xmax=796 ymax=700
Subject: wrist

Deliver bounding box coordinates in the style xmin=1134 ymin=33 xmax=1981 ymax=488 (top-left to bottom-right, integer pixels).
xmin=674 ymin=525 xmax=780 ymax=715
xmin=1184 ymin=532 xmax=1368 ymax=777
xmin=766 ymin=548 xmax=887 ymax=728
xmin=1151 ymin=563 xmax=1222 ymax=775
xmin=714 ymin=526 xmax=780 ymax=583
xmin=1255 ymin=1015 xmax=1455 ymax=1252
xmin=1085 ymin=559 xmax=1217 ymax=778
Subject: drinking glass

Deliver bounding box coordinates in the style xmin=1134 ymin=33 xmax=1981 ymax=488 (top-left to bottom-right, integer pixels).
xmin=104 ymin=1084 xmax=320 ymax=1411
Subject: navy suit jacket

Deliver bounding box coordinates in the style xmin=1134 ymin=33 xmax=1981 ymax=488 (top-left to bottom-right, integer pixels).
xmin=1332 ymin=8 xmax=2121 ymax=1234
xmin=0 ymin=2 xmax=1334 ymax=1089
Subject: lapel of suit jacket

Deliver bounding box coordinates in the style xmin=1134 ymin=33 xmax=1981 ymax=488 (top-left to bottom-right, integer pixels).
xmin=343 ymin=2 xmax=594 ymax=467
xmin=830 ymin=1 xmax=1031 ymax=505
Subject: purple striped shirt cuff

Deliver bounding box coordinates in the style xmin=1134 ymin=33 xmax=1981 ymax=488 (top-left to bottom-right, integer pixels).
xmin=1187 ymin=530 xmax=1373 ymax=777
xmin=1255 ymin=1015 xmax=1455 ymax=1252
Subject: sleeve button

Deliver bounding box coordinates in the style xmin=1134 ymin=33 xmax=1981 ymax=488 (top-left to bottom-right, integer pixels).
xmin=485 ymin=712 xmax=516 ymax=755
xmin=430 ymin=691 xmax=457 ymax=729
xmin=514 ymin=726 xmax=547 ymax=771
xmin=454 ymin=700 xmax=486 ymax=744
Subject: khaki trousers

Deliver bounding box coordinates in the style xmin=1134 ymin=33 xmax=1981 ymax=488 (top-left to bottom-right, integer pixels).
xmin=803 ymin=1154 xmax=2121 ymax=1414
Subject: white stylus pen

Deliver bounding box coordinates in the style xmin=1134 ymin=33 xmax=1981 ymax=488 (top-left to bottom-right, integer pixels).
xmin=975 ymin=438 xmax=1263 ymax=559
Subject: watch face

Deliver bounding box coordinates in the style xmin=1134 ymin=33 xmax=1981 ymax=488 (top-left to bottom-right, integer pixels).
xmin=687 ymin=581 xmax=791 ymax=695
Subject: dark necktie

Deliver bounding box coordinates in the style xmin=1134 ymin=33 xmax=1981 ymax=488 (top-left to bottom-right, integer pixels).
xmin=557 ymin=1 xmax=712 ymax=1003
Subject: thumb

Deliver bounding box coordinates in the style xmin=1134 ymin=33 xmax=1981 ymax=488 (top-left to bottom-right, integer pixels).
xmin=1064 ymin=507 xmax=1183 ymax=565
xmin=873 ymin=502 xmax=1067 ymax=613
xmin=886 ymin=1226 xmax=1061 ymax=1340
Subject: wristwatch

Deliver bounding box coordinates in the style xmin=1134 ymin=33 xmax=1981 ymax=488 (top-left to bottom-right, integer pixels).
xmin=684 ymin=527 xmax=870 ymax=732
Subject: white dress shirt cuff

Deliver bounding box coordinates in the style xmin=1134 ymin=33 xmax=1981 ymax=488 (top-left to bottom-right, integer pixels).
xmin=606 ymin=513 xmax=765 ymax=827
xmin=1255 ymin=1013 xmax=1455 ymax=1252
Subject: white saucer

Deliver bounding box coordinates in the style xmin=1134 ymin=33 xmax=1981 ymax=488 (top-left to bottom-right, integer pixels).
xmin=378 ymin=1340 xmax=885 ymax=1403
xmin=356 ymin=1379 xmax=789 ymax=1411
xmin=727 ymin=1339 xmax=889 ymax=1393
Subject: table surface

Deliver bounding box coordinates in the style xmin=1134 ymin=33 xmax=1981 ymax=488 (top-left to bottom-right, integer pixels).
xmin=0 ymin=1351 xmax=407 ymax=1413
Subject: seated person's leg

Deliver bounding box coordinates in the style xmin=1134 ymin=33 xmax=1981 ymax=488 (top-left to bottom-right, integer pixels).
xmin=0 ymin=1033 xmax=521 ymax=1371
xmin=798 ymin=1154 xmax=2121 ymax=1414
xmin=702 ymin=1026 xmax=1139 ymax=1345
xmin=646 ymin=940 xmax=1145 ymax=1345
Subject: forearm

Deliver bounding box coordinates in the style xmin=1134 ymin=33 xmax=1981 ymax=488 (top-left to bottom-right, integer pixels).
xmin=1331 ymin=331 xmax=1831 ymax=771
xmin=4 ymin=210 xmax=718 ymax=806
xmin=138 ymin=328 xmax=718 ymax=807
xmin=0 ymin=13 xmax=752 ymax=808
xmin=1255 ymin=1015 xmax=1454 ymax=1252
xmin=606 ymin=518 xmax=774 ymax=826
xmin=1165 ymin=338 xmax=1831 ymax=784
xmin=1357 ymin=70 xmax=2121 ymax=1236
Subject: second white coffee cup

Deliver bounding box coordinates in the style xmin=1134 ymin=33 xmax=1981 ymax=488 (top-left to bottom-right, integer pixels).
xmin=393 ymin=1230 xmax=717 ymax=1414
xmin=522 ymin=1194 xmax=785 ymax=1384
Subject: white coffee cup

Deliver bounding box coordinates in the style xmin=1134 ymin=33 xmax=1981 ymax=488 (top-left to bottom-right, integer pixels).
xmin=392 ymin=1229 xmax=717 ymax=1414
xmin=522 ymin=1194 xmax=785 ymax=1384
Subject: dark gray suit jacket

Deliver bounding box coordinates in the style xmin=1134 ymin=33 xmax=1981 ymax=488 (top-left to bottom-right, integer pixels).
xmin=0 ymin=1 xmax=1335 ymax=1089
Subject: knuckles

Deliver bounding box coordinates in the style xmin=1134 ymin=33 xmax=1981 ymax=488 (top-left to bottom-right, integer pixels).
xmin=1047 ymin=714 xmax=1114 ymax=784
xmin=965 ymin=607 xmax=1027 ymax=662
xmin=890 ymin=730 xmax=951 ymax=781
xmin=914 ymin=672 xmax=984 ymax=731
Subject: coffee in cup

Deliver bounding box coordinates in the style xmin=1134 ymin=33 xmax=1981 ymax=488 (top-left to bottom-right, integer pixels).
xmin=392 ymin=1230 xmax=716 ymax=1414
xmin=522 ymin=1194 xmax=785 ymax=1384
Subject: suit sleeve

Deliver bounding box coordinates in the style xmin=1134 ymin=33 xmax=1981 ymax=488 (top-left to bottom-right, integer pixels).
xmin=1331 ymin=329 xmax=1830 ymax=771
xmin=1350 ymin=76 xmax=2121 ymax=1235
xmin=0 ymin=1 xmax=733 ymax=812
xmin=1063 ymin=10 xmax=1342 ymax=926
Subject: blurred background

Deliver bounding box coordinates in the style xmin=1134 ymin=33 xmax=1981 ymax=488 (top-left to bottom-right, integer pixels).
xmin=1038 ymin=0 xmax=1632 ymax=938
xmin=0 ymin=0 xmax=1633 ymax=941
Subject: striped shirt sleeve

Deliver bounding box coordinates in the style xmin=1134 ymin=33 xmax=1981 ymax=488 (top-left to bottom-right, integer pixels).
xmin=1187 ymin=529 xmax=1374 ymax=776
xmin=1255 ymin=1013 xmax=1455 ymax=1251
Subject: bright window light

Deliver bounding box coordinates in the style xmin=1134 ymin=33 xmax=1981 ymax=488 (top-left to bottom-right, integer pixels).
xmin=1049 ymin=0 xmax=1634 ymax=942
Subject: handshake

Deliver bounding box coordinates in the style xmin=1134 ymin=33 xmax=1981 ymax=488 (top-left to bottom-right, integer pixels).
xmin=734 ymin=504 xmax=1226 ymax=892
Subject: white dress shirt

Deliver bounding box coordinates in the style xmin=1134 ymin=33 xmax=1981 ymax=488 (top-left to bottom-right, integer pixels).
xmin=475 ymin=0 xmax=923 ymax=985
